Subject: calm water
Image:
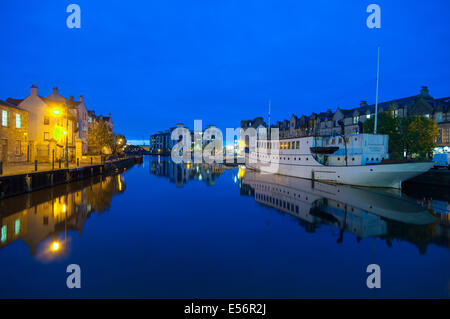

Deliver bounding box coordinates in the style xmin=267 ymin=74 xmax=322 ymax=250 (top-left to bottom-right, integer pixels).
xmin=0 ymin=156 xmax=449 ymax=298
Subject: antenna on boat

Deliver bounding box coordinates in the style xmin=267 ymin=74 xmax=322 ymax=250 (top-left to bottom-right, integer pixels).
xmin=374 ymin=45 xmax=380 ymax=134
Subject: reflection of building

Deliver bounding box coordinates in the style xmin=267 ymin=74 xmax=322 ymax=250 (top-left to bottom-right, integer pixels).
xmin=240 ymin=170 xmax=449 ymax=252
xmin=0 ymin=173 xmax=125 ymax=256
xmin=148 ymin=156 xmax=224 ymax=187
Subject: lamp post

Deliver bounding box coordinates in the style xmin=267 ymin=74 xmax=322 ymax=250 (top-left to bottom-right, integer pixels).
xmin=52 ymin=104 xmax=70 ymax=168
xmin=65 ymin=106 xmax=69 ymax=168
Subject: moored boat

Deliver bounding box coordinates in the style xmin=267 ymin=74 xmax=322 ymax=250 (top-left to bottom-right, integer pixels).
xmin=245 ymin=133 xmax=434 ymax=189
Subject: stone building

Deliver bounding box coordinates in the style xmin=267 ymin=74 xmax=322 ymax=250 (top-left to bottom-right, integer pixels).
xmin=7 ymin=85 xmax=79 ymax=163
xmin=87 ymin=110 xmax=113 ymax=132
xmin=0 ymin=99 xmax=29 ymax=165
xmin=45 ymin=87 xmax=89 ymax=154
xmin=249 ymin=87 xmax=449 ymax=149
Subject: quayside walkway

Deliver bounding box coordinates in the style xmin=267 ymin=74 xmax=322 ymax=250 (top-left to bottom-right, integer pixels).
xmin=0 ymin=156 xmax=142 ymax=199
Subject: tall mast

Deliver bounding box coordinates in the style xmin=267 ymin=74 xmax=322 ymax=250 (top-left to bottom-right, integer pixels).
xmin=268 ymin=99 xmax=271 ymax=137
xmin=374 ymin=45 xmax=380 ymax=134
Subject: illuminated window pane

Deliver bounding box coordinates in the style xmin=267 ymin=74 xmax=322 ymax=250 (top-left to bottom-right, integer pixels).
xmin=16 ymin=113 xmax=21 ymax=128
xmin=15 ymin=219 xmax=20 ymax=235
xmin=1 ymin=225 xmax=6 ymax=242
xmin=2 ymin=110 xmax=8 ymax=126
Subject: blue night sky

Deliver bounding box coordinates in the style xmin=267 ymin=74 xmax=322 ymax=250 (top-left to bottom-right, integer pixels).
xmin=1 ymin=0 xmax=449 ymax=140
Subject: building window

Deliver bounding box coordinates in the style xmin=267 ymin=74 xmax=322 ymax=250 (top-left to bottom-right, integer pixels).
xmin=15 ymin=113 xmax=21 ymax=128
xmin=44 ymin=132 xmax=49 ymax=140
xmin=1 ymin=225 xmax=6 ymax=243
xmin=44 ymin=116 xmax=50 ymax=125
xmin=15 ymin=140 xmax=21 ymax=155
xmin=2 ymin=110 xmax=8 ymax=126
xmin=15 ymin=219 xmax=20 ymax=236
xmin=353 ymin=116 xmax=359 ymax=124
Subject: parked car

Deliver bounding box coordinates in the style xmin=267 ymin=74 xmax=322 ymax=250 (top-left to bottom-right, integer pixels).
xmin=432 ymin=153 xmax=450 ymax=169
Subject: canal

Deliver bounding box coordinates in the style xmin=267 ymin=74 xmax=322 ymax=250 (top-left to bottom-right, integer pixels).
xmin=0 ymin=156 xmax=449 ymax=298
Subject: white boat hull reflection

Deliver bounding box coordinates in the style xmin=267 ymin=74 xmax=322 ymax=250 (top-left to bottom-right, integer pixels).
xmin=241 ymin=170 xmax=436 ymax=239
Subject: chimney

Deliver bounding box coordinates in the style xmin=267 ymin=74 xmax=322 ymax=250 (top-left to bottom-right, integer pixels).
xmin=109 ymin=112 xmax=111 ymax=119
xmin=360 ymin=100 xmax=368 ymax=107
xmin=30 ymin=84 xmax=38 ymax=96
xmin=69 ymin=96 xmax=74 ymax=101
xmin=420 ymin=86 xmax=430 ymax=97
xmin=79 ymin=95 xmax=83 ymax=103
xmin=53 ymin=87 xmax=58 ymax=94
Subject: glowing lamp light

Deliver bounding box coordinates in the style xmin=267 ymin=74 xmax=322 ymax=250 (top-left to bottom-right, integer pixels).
xmin=52 ymin=109 xmax=62 ymax=116
xmin=51 ymin=241 xmax=61 ymax=252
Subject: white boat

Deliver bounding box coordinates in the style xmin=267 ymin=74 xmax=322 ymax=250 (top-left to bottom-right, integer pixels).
xmin=245 ymin=46 xmax=433 ymax=189
xmin=245 ymin=133 xmax=434 ymax=189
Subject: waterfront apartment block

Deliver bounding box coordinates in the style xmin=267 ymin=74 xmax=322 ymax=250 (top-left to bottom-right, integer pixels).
xmin=0 ymin=99 xmax=29 ymax=165
xmin=149 ymin=123 xmax=218 ymax=154
xmin=241 ymin=86 xmax=450 ymax=149
xmin=3 ymin=85 xmax=114 ymax=165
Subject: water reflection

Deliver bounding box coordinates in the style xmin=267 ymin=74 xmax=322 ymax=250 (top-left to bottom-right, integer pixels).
xmin=240 ymin=169 xmax=450 ymax=253
xmin=0 ymin=173 xmax=125 ymax=258
xmin=148 ymin=156 xmax=225 ymax=187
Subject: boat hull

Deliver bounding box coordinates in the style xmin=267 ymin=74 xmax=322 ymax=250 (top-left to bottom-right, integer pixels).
xmin=245 ymin=154 xmax=434 ymax=189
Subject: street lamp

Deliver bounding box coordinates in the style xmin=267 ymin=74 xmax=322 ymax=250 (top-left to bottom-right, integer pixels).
xmin=51 ymin=106 xmax=69 ymax=168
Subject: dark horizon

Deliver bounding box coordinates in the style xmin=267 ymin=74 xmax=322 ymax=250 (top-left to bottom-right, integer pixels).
xmin=1 ymin=1 xmax=449 ymax=140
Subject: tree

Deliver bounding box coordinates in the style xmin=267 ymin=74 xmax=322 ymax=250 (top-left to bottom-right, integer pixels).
xmin=402 ymin=116 xmax=439 ymax=160
xmin=87 ymin=121 xmax=113 ymax=155
xmin=363 ymin=111 xmax=439 ymax=161
xmin=363 ymin=110 xmax=403 ymax=160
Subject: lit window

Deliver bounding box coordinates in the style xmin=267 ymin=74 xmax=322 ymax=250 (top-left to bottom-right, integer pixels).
xmin=44 ymin=132 xmax=49 ymax=140
xmin=367 ymin=114 xmax=371 ymax=119
xmin=2 ymin=110 xmax=8 ymax=126
xmin=353 ymin=116 xmax=359 ymax=124
xmin=15 ymin=113 xmax=21 ymax=128
xmin=1 ymin=225 xmax=6 ymax=243
xmin=15 ymin=219 xmax=20 ymax=235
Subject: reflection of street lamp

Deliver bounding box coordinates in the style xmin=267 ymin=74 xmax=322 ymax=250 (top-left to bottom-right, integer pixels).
xmin=50 ymin=240 xmax=61 ymax=252
xmin=49 ymin=198 xmax=68 ymax=255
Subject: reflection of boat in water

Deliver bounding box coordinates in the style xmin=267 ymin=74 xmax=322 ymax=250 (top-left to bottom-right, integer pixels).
xmin=241 ymin=169 xmax=436 ymax=240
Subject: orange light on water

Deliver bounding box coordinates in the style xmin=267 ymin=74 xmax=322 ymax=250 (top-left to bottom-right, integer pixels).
xmin=51 ymin=241 xmax=61 ymax=252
